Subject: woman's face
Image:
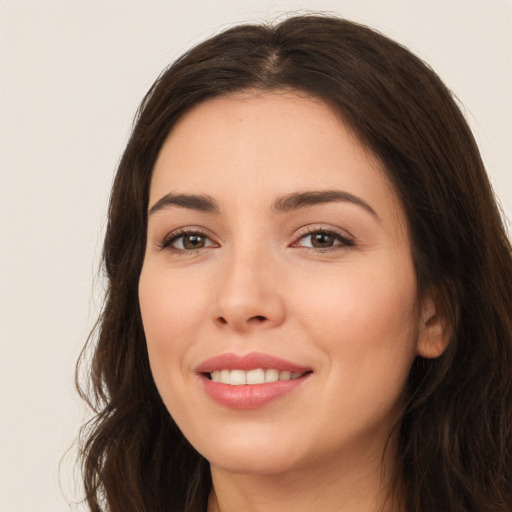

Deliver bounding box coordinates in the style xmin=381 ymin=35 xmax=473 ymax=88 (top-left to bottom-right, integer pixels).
xmin=139 ymin=92 xmax=440 ymax=477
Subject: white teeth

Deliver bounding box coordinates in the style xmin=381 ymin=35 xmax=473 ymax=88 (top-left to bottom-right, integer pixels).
xmin=209 ymin=368 xmax=304 ymax=385
xmin=247 ymin=368 xmax=265 ymax=384
xmin=265 ymin=369 xmax=279 ymax=382
xmin=229 ymin=369 xmax=246 ymax=385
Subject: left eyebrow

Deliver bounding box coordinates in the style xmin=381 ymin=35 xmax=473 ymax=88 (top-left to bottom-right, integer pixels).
xmin=272 ymin=189 xmax=380 ymax=221
xmin=148 ymin=193 xmax=220 ymax=215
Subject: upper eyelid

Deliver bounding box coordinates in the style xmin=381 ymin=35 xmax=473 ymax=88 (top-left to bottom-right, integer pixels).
xmin=293 ymin=224 xmax=354 ymax=240
xmin=156 ymin=224 xmax=354 ymax=249
xmin=290 ymin=226 xmax=355 ymax=250
xmin=158 ymin=227 xmax=217 ymax=249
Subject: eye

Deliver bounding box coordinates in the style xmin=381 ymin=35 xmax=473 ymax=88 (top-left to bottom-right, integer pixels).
xmin=160 ymin=230 xmax=215 ymax=251
xmin=294 ymin=229 xmax=354 ymax=250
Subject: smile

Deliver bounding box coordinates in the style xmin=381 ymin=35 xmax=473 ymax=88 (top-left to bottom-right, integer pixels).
xmin=196 ymin=352 xmax=312 ymax=409
xmin=209 ymin=369 xmax=305 ymax=385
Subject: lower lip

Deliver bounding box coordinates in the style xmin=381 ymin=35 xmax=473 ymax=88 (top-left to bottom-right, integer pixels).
xmin=201 ymin=375 xmax=310 ymax=409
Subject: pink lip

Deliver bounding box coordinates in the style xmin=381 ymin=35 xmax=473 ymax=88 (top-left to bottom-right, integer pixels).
xmin=196 ymin=352 xmax=310 ymax=373
xmin=195 ymin=352 xmax=312 ymax=410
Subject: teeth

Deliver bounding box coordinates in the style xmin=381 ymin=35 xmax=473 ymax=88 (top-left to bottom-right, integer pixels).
xmin=230 ymin=369 xmax=246 ymax=385
xmin=210 ymin=368 xmax=304 ymax=385
xmin=220 ymin=369 xmax=230 ymax=383
xmin=247 ymin=368 xmax=265 ymax=384
xmin=265 ymin=369 xmax=279 ymax=383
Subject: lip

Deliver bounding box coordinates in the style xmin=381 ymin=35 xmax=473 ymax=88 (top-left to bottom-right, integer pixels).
xmin=196 ymin=352 xmax=311 ymax=373
xmin=196 ymin=352 xmax=312 ymax=409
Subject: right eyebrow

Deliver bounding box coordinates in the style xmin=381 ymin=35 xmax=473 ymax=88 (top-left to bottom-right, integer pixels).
xmin=148 ymin=193 xmax=220 ymax=215
xmin=272 ymin=189 xmax=380 ymax=221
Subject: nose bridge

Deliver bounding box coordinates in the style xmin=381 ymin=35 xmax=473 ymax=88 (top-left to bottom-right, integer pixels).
xmin=212 ymin=236 xmax=284 ymax=330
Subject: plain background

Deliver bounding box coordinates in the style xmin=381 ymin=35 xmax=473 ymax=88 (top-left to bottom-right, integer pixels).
xmin=1 ymin=1 xmax=511 ymax=510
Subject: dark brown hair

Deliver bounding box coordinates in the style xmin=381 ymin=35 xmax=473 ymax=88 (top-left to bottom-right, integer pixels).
xmin=77 ymin=14 xmax=512 ymax=512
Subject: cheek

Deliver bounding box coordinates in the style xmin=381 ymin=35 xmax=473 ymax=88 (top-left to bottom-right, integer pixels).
xmin=138 ymin=264 xmax=225 ymax=448
xmin=138 ymin=266 xmax=205 ymax=382
xmin=298 ymin=258 xmax=420 ymax=374
xmin=296 ymin=264 xmax=419 ymax=437
xmin=140 ymin=262 xmax=206 ymax=332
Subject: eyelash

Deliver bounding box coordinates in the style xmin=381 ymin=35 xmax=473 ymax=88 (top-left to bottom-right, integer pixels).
xmin=292 ymin=227 xmax=355 ymax=252
xmin=158 ymin=228 xmax=215 ymax=252
xmin=158 ymin=227 xmax=355 ymax=253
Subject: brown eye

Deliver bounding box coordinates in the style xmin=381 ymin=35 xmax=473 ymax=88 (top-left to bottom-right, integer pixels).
xmin=310 ymin=232 xmax=337 ymax=248
xmin=181 ymin=234 xmax=207 ymax=249
xmin=296 ymin=230 xmax=353 ymax=250
xmin=164 ymin=232 xmax=214 ymax=251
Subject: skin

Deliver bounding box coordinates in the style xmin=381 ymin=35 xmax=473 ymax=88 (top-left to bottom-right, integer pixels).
xmin=139 ymin=91 xmax=447 ymax=511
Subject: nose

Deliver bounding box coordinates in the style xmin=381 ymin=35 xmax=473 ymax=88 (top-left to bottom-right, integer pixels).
xmin=211 ymin=245 xmax=286 ymax=332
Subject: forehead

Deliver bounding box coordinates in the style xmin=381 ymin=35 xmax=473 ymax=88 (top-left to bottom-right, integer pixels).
xmin=150 ymin=92 xmax=402 ymax=223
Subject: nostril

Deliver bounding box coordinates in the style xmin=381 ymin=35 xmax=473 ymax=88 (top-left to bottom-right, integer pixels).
xmin=250 ymin=315 xmax=267 ymax=322
xmin=215 ymin=314 xmax=269 ymax=327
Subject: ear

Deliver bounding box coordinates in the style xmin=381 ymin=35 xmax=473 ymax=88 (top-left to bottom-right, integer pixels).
xmin=416 ymin=290 xmax=451 ymax=359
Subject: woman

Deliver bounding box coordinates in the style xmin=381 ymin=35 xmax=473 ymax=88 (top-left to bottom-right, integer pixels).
xmin=77 ymin=14 xmax=512 ymax=512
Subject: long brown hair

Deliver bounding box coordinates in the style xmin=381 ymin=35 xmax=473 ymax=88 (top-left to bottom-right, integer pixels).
xmin=77 ymin=14 xmax=512 ymax=511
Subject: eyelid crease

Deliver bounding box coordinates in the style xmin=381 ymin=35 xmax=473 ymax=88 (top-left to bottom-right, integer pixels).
xmin=294 ymin=224 xmax=354 ymax=240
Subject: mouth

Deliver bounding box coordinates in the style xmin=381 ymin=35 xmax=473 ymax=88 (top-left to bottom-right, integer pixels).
xmin=207 ymin=368 xmax=307 ymax=385
xmin=196 ymin=352 xmax=313 ymax=409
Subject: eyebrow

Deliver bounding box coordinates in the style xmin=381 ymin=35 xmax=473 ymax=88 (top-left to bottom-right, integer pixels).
xmin=148 ymin=189 xmax=379 ymax=220
xmin=148 ymin=193 xmax=219 ymax=215
xmin=272 ymin=189 xmax=380 ymax=220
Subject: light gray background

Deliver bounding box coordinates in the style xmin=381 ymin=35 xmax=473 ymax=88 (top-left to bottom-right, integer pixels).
xmin=1 ymin=1 xmax=511 ymax=510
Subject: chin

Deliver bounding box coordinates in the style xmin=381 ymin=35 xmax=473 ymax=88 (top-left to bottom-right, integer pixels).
xmin=209 ymin=450 xmax=300 ymax=477
xmin=194 ymin=427 xmax=305 ymax=476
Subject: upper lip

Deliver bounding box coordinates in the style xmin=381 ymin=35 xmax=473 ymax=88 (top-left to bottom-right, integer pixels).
xmin=196 ymin=352 xmax=311 ymax=374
